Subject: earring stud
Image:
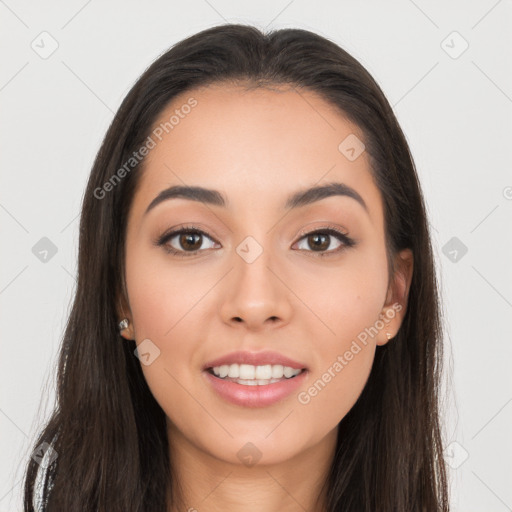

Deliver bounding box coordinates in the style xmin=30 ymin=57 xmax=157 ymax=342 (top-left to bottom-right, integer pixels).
xmin=118 ymin=318 xmax=129 ymax=331
xmin=386 ymin=331 xmax=392 ymax=340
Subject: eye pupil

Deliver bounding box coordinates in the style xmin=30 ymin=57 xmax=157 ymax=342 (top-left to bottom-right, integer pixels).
xmin=180 ymin=233 xmax=202 ymax=251
xmin=309 ymin=233 xmax=329 ymax=251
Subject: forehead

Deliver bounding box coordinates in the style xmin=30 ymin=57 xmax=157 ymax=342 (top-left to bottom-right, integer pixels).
xmin=130 ymin=83 xmax=383 ymax=224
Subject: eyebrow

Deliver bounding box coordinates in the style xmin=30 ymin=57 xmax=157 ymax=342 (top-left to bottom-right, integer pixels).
xmin=144 ymin=181 xmax=368 ymax=215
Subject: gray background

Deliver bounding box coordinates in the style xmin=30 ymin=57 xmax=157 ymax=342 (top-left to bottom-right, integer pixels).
xmin=1 ymin=1 xmax=511 ymax=510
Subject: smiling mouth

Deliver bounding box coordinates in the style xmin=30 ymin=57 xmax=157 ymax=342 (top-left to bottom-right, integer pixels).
xmin=205 ymin=366 xmax=307 ymax=386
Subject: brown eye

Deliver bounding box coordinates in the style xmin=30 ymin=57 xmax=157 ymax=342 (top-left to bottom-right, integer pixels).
xmin=294 ymin=228 xmax=355 ymax=256
xmin=155 ymin=225 xmax=355 ymax=258
xmin=156 ymin=227 xmax=219 ymax=256
xmin=178 ymin=232 xmax=203 ymax=251
xmin=306 ymin=233 xmax=331 ymax=252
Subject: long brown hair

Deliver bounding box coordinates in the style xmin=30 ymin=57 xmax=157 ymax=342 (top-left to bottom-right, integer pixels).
xmin=23 ymin=24 xmax=449 ymax=511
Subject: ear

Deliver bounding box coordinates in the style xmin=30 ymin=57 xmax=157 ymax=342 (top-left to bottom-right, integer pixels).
xmin=376 ymin=248 xmax=413 ymax=346
xmin=116 ymin=289 xmax=135 ymax=341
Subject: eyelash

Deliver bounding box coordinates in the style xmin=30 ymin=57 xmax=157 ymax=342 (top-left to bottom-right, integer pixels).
xmin=154 ymin=223 xmax=356 ymax=258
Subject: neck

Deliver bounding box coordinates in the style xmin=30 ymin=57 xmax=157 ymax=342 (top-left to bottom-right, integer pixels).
xmin=166 ymin=422 xmax=337 ymax=512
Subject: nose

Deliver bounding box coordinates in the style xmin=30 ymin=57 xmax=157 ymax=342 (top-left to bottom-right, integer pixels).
xmin=219 ymin=248 xmax=293 ymax=332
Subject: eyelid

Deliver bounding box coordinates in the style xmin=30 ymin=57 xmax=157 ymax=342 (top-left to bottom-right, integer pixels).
xmin=292 ymin=223 xmax=356 ymax=256
xmin=154 ymin=224 xmax=219 ymax=256
xmin=155 ymin=223 xmax=355 ymax=256
xmin=295 ymin=222 xmax=350 ymax=240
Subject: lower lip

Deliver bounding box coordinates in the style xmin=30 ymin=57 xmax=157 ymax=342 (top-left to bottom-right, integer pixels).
xmin=203 ymin=369 xmax=308 ymax=408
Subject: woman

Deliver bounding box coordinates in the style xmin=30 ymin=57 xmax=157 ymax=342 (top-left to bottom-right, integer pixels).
xmin=24 ymin=23 xmax=449 ymax=511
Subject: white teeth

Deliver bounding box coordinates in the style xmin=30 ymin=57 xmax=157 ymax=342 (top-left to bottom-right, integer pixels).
xmin=283 ymin=366 xmax=296 ymax=378
xmin=239 ymin=364 xmax=255 ymax=379
xmin=219 ymin=365 xmax=229 ymax=378
xmin=227 ymin=364 xmax=239 ymax=378
xmin=212 ymin=363 xmax=302 ymax=381
xmin=235 ymin=378 xmax=283 ymax=386
xmin=271 ymin=365 xmax=284 ymax=378
xmin=255 ymin=364 xmax=272 ymax=380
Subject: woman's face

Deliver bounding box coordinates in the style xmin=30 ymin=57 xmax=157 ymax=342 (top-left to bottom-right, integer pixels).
xmin=119 ymin=83 xmax=412 ymax=466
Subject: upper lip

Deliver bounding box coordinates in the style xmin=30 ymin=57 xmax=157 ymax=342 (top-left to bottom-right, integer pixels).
xmin=203 ymin=350 xmax=308 ymax=371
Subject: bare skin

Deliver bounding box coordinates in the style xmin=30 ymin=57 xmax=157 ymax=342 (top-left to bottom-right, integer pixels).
xmin=117 ymin=83 xmax=413 ymax=512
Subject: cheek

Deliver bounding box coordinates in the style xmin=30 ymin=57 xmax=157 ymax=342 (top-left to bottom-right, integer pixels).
xmin=124 ymin=244 xmax=211 ymax=409
xmin=289 ymin=244 xmax=388 ymax=342
xmin=288 ymin=249 xmax=386 ymax=424
xmin=125 ymin=242 xmax=206 ymax=337
xmin=296 ymin=333 xmax=376 ymax=431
